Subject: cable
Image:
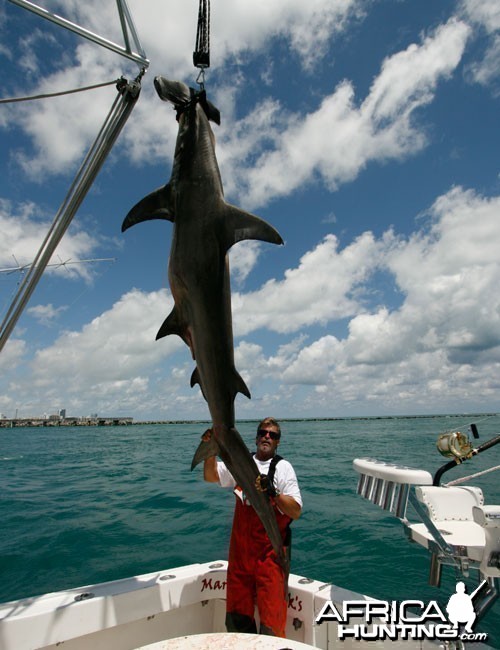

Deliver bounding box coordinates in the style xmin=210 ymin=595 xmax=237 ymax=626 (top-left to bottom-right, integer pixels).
xmin=193 ymin=0 xmax=210 ymax=69
xmin=445 ymin=464 xmax=500 ymax=486
xmin=0 ymin=79 xmax=121 ymax=104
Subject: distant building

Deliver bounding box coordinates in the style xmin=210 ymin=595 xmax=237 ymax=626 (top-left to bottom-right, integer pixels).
xmin=59 ymin=409 xmax=66 ymax=419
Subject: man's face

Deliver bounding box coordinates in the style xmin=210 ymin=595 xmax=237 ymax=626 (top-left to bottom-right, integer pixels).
xmin=255 ymin=424 xmax=280 ymax=458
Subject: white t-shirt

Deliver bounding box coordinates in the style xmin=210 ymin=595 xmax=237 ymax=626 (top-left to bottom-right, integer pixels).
xmin=217 ymin=455 xmax=303 ymax=508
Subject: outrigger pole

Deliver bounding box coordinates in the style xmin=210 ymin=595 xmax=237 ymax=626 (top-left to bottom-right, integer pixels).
xmin=0 ymin=1 xmax=149 ymax=353
xmin=7 ymin=0 xmax=149 ymax=68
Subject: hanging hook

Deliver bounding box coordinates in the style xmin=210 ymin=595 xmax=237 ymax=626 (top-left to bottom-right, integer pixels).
xmin=196 ymin=67 xmax=207 ymax=90
xmin=193 ymin=0 xmax=210 ymax=89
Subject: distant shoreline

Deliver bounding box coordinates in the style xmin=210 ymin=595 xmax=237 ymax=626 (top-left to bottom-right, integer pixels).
xmin=1 ymin=413 xmax=497 ymax=428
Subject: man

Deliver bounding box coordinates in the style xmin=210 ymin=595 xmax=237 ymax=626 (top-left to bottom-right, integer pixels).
xmin=203 ymin=417 xmax=302 ymax=637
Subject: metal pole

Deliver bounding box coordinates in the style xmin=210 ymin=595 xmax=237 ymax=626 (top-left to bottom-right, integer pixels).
xmin=0 ymin=80 xmax=141 ymax=353
xmin=7 ymin=0 xmax=149 ymax=68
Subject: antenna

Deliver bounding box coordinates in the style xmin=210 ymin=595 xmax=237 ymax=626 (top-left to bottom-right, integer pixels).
xmin=0 ymin=258 xmax=116 ymax=275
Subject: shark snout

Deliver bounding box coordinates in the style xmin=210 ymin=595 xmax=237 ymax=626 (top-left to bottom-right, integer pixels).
xmin=154 ymin=76 xmax=191 ymax=107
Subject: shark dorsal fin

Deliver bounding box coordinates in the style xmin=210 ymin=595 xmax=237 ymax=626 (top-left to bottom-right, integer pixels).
xmin=224 ymin=204 xmax=283 ymax=252
xmin=122 ymin=184 xmax=175 ymax=232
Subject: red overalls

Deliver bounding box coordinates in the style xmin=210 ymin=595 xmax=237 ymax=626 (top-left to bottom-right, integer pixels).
xmin=225 ymin=490 xmax=291 ymax=637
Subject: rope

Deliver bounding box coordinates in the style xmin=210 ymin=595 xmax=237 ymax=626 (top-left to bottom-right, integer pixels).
xmin=445 ymin=464 xmax=500 ymax=486
xmin=0 ymin=79 xmax=122 ymax=104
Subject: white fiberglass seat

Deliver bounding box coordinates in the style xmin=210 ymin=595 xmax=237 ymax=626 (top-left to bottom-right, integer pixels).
xmin=473 ymin=505 xmax=500 ymax=578
xmin=408 ymin=486 xmax=486 ymax=562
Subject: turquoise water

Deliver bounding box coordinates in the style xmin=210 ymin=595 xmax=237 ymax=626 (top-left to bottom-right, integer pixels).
xmin=1 ymin=415 xmax=499 ymax=647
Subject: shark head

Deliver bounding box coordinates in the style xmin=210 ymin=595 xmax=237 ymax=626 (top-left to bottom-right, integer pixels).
xmin=154 ymin=75 xmax=220 ymax=125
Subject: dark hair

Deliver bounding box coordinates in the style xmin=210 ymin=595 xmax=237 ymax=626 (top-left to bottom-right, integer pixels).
xmin=257 ymin=417 xmax=281 ymax=436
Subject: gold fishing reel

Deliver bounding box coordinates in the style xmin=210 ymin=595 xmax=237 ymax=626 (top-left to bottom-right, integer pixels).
xmin=436 ymin=431 xmax=474 ymax=460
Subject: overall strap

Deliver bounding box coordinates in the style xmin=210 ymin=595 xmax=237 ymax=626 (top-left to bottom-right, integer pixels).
xmin=267 ymin=454 xmax=283 ymax=484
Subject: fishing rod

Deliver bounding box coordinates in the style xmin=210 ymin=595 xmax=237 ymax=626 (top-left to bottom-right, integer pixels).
xmin=433 ymin=422 xmax=500 ymax=486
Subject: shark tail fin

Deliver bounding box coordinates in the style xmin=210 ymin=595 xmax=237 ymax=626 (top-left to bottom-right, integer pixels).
xmin=191 ymin=434 xmax=220 ymax=470
xmin=122 ymin=184 xmax=175 ymax=232
xmin=224 ymin=204 xmax=284 ymax=251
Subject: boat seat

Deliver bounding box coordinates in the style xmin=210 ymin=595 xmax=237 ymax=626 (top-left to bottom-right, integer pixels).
xmin=473 ymin=505 xmax=500 ymax=577
xmin=407 ymin=486 xmax=486 ymax=562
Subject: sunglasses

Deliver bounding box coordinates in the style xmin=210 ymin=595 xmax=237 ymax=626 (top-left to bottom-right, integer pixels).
xmin=257 ymin=428 xmax=280 ymax=441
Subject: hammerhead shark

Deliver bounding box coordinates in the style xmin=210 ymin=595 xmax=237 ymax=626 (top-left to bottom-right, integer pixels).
xmin=122 ymin=77 xmax=287 ymax=572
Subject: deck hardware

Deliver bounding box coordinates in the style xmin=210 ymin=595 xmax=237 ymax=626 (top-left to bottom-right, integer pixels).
xmin=298 ymin=577 xmax=314 ymax=584
xmin=318 ymin=582 xmax=332 ymax=591
xmin=488 ymin=551 xmax=500 ymax=568
xmin=201 ymin=600 xmax=209 ymax=606
xmin=159 ymin=574 xmax=176 ymax=581
xmin=293 ymin=617 xmax=303 ymax=630
xmin=74 ymin=592 xmax=94 ymax=602
xmin=209 ymin=562 xmax=224 ymax=569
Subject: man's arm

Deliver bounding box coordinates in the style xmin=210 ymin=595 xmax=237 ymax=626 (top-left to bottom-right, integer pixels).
xmin=201 ymin=429 xmax=220 ymax=483
xmin=204 ymin=455 xmax=219 ymax=483
xmin=274 ymin=493 xmax=301 ymax=520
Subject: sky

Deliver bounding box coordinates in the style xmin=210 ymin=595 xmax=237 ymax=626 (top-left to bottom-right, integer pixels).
xmin=0 ymin=0 xmax=499 ymax=421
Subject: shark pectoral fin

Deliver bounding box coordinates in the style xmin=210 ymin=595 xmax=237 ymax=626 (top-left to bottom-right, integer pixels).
xmin=203 ymin=99 xmax=221 ymax=125
xmin=234 ymin=370 xmax=251 ymax=400
xmin=224 ymin=204 xmax=284 ymax=250
xmin=156 ymin=308 xmax=185 ymax=342
xmin=191 ymin=435 xmax=220 ymax=470
xmin=122 ymin=184 xmax=175 ymax=232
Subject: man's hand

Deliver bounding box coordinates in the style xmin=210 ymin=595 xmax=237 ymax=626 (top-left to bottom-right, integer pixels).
xmin=201 ymin=429 xmax=219 ymax=483
xmin=201 ymin=428 xmax=212 ymax=442
xmin=255 ymin=473 xmax=279 ymax=498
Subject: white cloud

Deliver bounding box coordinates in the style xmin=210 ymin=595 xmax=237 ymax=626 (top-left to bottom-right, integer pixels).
xmin=233 ymin=231 xmax=387 ymax=335
xmin=27 ymin=303 xmax=68 ymax=326
xmin=1 ymin=2 xmax=498 ymax=420
xmin=222 ymin=19 xmax=470 ymax=207
xmin=0 ymin=199 xmax=100 ymax=281
xmin=30 ymin=288 xmax=179 ymax=386
xmin=203 ymin=0 xmax=366 ymax=70
xmin=460 ymin=0 xmax=500 ymax=88
xmin=229 ymin=240 xmax=262 ymax=284
xmin=270 ymin=187 xmax=500 ymax=414
xmin=461 ymin=0 xmax=500 ymax=32
xmin=2 ymin=0 xmax=366 ymax=178
xmin=1 ymin=6 xmax=472 ymax=212
xmin=467 ymin=34 xmax=500 ymax=87
xmin=0 ymin=337 xmax=26 ymax=372
xmin=3 ymin=187 xmax=499 ymax=418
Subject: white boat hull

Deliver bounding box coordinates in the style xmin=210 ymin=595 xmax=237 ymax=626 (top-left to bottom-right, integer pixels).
xmin=0 ymin=560 xmax=453 ymax=649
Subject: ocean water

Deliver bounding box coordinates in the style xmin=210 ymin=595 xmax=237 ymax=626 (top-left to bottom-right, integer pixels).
xmin=1 ymin=415 xmax=499 ymax=647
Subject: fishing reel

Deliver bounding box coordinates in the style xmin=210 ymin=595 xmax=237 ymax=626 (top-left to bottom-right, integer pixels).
xmin=436 ymin=431 xmax=474 ymax=460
